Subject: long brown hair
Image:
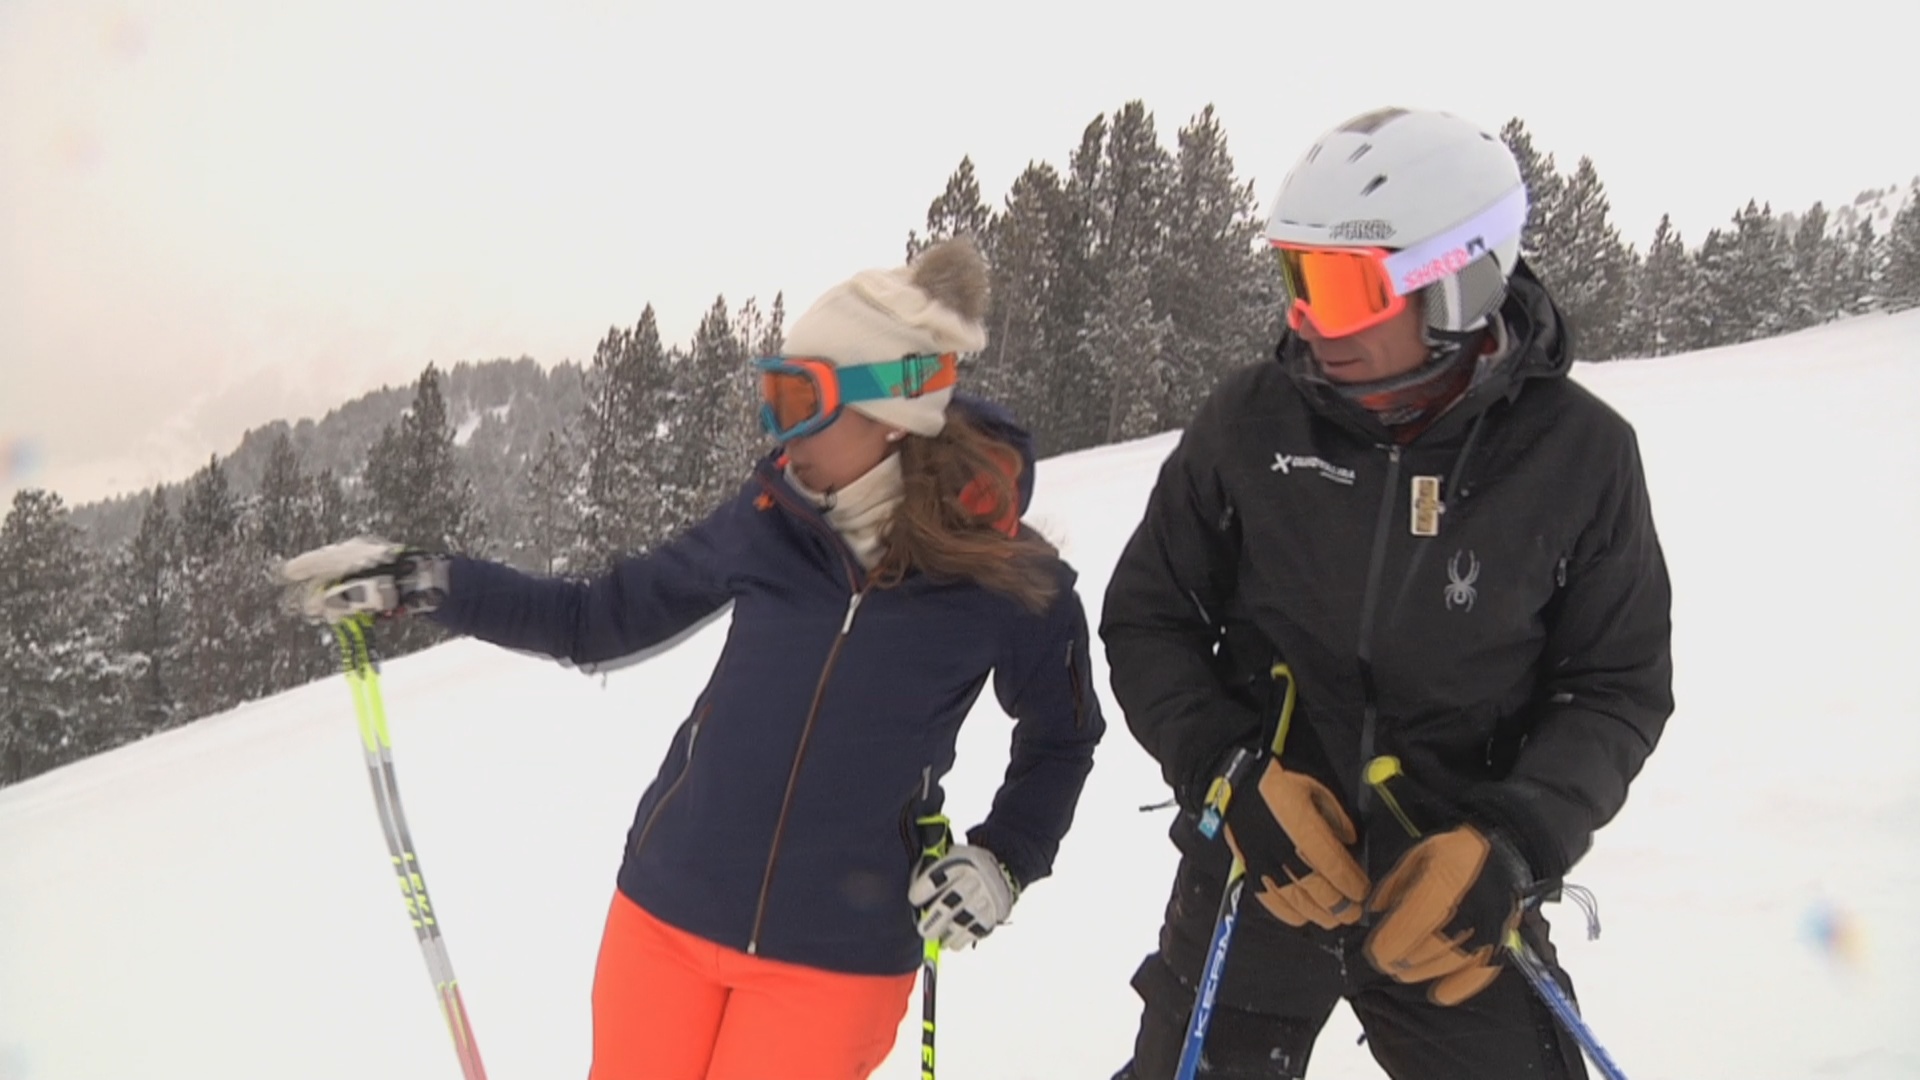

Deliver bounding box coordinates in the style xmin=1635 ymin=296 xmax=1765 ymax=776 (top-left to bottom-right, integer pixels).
xmin=870 ymin=410 xmax=1060 ymax=613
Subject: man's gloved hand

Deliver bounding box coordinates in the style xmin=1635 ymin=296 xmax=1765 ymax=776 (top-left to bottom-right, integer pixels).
xmin=1362 ymin=823 xmax=1530 ymax=1005
xmin=907 ymin=844 xmax=1020 ymax=951
xmin=1224 ymin=759 xmax=1369 ymax=929
xmin=279 ymin=536 xmax=449 ymax=624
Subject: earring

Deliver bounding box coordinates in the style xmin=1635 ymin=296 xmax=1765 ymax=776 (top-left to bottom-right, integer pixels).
xmin=886 ymin=431 xmax=905 ymax=443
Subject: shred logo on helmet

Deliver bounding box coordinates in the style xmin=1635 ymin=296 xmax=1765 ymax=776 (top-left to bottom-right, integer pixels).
xmin=1263 ymin=107 xmax=1529 ymax=339
xmin=1383 ymin=183 xmax=1530 ymax=297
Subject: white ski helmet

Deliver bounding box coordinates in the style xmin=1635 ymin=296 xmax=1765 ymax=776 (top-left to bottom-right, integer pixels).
xmin=1265 ymin=107 xmax=1528 ymax=336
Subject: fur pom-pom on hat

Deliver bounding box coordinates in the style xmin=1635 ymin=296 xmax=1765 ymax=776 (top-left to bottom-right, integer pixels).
xmin=908 ymin=236 xmax=991 ymax=325
xmin=780 ymin=237 xmax=991 ymax=437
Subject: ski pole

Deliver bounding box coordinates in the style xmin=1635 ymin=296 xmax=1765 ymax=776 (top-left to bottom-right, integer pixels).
xmin=1507 ymin=921 xmax=1629 ymax=1080
xmin=333 ymin=616 xmax=488 ymax=1080
xmin=1173 ymin=745 xmax=1258 ymax=1080
xmin=920 ymin=937 xmax=941 ymax=1080
xmin=914 ymin=814 xmax=953 ymax=1080
xmin=1174 ymin=664 xmax=1295 ymax=1080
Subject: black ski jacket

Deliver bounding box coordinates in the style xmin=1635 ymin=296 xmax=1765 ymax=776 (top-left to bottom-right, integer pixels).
xmin=1101 ymin=265 xmax=1672 ymax=883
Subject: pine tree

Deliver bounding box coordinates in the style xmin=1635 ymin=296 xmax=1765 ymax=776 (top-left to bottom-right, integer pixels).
xmin=751 ymin=293 xmax=786 ymax=359
xmin=1785 ymin=202 xmax=1839 ymax=330
xmin=977 ymin=162 xmax=1062 ymax=427
xmin=365 ymin=364 xmax=482 ymax=554
xmin=1038 ymin=115 xmax=1107 ymax=455
xmin=1689 ymin=227 xmax=1739 ymax=347
xmin=525 ymin=431 xmax=581 ymax=574
xmin=580 ymin=312 xmax=675 ymax=565
xmin=909 ymin=157 xmax=995 ymax=259
xmin=1097 ymin=102 xmax=1170 ymax=274
xmin=1155 ymin=105 xmax=1277 ymax=418
xmin=362 ymin=365 xmax=479 ymax=655
xmin=1728 ymin=200 xmax=1790 ymax=339
xmin=116 ymin=487 xmax=181 ymax=734
xmin=1633 ymin=215 xmax=1696 ymax=356
xmin=1093 ymin=262 xmax=1173 ymax=443
xmin=1537 ymin=157 xmax=1634 ymax=358
xmin=1055 ymin=102 xmax=1175 ymax=452
xmin=174 ymin=455 xmax=254 ymax=719
xmin=249 ymin=433 xmax=335 ymax=694
xmin=255 ymin=429 xmax=315 ymax=559
xmin=311 ymin=468 xmax=352 ymax=544
xmin=1846 ymin=217 xmax=1884 ymax=315
xmin=578 ymin=323 xmax=634 ymax=564
xmin=666 ymin=297 xmax=754 ymax=533
xmin=1881 ymin=180 xmax=1920 ymax=311
xmin=1500 ymin=118 xmax=1566 ymax=271
xmin=0 ymin=489 xmax=122 ymax=784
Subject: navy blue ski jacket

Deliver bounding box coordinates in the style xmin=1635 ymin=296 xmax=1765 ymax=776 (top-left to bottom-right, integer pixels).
xmin=429 ymin=400 xmax=1105 ymax=975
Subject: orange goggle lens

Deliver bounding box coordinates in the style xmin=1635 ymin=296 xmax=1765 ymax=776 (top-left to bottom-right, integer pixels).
xmin=1274 ymin=245 xmax=1405 ymax=337
xmin=755 ymin=353 xmax=958 ymax=442
xmin=759 ymin=367 xmax=835 ymax=437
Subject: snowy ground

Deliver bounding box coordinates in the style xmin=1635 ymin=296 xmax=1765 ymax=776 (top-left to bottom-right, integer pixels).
xmin=4 ymin=310 xmax=1919 ymax=1080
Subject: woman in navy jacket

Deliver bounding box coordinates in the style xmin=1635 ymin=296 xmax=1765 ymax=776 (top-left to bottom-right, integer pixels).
xmin=281 ymin=238 xmax=1105 ymax=1079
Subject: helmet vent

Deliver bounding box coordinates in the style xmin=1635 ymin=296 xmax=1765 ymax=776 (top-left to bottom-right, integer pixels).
xmin=1305 ymin=144 xmax=1323 ymax=164
xmin=1347 ymin=144 xmax=1373 ymax=163
xmin=1361 ymin=175 xmax=1388 ymax=196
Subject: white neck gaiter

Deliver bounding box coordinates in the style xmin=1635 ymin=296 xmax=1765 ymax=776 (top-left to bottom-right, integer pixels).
xmin=785 ymin=453 xmax=905 ymax=570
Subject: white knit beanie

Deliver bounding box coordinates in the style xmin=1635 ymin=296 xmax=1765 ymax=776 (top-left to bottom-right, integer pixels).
xmin=779 ymin=236 xmax=990 ymax=437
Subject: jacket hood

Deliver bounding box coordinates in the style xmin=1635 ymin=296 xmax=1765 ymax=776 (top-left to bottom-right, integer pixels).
xmin=949 ymin=392 xmax=1038 ymax=516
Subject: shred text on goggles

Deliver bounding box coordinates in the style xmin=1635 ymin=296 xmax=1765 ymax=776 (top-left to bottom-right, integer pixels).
xmin=1270 ymin=185 xmax=1528 ymax=338
xmin=755 ymin=352 xmax=958 ymax=441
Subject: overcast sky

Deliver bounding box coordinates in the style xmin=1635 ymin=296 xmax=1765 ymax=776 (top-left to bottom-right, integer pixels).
xmin=2 ymin=0 xmax=1908 ymax=506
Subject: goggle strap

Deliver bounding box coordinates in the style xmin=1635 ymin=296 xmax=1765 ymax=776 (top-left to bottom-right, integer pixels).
xmin=830 ymin=353 xmax=955 ymax=404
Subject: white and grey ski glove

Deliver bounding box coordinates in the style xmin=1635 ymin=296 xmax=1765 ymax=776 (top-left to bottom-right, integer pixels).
xmin=907 ymin=844 xmax=1020 ymax=951
xmin=279 ymin=536 xmax=450 ymax=624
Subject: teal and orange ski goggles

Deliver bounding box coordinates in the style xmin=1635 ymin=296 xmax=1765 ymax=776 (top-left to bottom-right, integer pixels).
xmin=755 ymin=353 xmax=957 ymax=441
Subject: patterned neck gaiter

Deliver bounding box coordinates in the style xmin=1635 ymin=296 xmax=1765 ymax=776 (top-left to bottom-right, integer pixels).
xmin=1327 ymin=328 xmax=1495 ymax=443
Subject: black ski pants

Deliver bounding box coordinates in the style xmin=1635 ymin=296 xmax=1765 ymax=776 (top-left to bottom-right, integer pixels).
xmin=1114 ymin=830 xmax=1588 ymax=1080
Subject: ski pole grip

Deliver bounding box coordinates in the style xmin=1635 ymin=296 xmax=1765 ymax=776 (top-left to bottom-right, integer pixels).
xmin=1197 ymin=745 xmax=1260 ymax=841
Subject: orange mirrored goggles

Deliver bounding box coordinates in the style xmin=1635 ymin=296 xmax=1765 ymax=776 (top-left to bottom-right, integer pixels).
xmin=755 ymin=353 xmax=957 ymax=441
xmin=1272 ymin=243 xmax=1407 ymax=338
xmin=1271 ymin=184 xmax=1531 ymax=338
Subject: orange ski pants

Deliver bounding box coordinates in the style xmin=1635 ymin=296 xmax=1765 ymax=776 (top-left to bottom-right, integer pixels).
xmin=588 ymin=890 xmax=915 ymax=1080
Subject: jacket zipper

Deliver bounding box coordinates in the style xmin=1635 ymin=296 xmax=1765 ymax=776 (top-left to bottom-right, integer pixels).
xmin=627 ymin=699 xmax=714 ymax=860
xmin=1066 ymin=642 xmax=1088 ymax=730
xmin=747 ymin=588 xmax=866 ymax=955
xmin=1353 ymin=444 xmax=1401 ymax=898
xmin=760 ymin=473 xmax=864 ymax=593
xmin=741 ymin=471 xmax=866 ymax=954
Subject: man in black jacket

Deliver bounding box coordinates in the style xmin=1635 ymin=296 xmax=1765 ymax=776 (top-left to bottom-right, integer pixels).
xmin=1102 ymin=107 xmax=1673 ymax=1079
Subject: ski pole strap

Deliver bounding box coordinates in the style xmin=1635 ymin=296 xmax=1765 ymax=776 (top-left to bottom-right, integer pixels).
xmin=1197 ymin=663 xmax=1296 ymax=840
xmin=1197 ymin=746 xmax=1257 ymax=841
xmin=915 ymin=813 xmax=953 ymax=865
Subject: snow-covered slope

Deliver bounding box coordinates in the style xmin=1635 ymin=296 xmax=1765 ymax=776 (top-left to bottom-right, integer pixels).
xmin=4 ymin=310 xmax=1918 ymax=1080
